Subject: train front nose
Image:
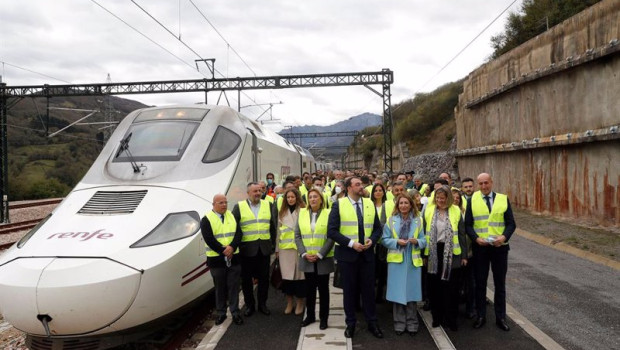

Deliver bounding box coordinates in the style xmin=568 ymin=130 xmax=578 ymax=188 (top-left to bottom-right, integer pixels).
xmin=0 ymin=258 xmax=141 ymax=336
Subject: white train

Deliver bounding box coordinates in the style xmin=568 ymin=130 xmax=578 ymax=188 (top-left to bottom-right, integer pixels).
xmin=0 ymin=105 xmax=318 ymax=348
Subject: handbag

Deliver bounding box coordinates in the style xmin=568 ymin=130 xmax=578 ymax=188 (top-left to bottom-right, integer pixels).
xmin=332 ymin=262 xmax=343 ymax=289
xmin=270 ymin=258 xmax=283 ymax=290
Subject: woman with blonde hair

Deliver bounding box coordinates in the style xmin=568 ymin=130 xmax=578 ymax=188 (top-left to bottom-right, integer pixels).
xmin=295 ymin=188 xmax=335 ymax=330
xmin=276 ymin=188 xmax=306 ymax=315
xmin=381 ymin=193 xmax=426 ymax=336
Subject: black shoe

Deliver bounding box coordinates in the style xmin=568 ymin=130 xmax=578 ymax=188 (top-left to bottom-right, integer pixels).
xmin=344 ymin=325 xmax=355 ymax=338
xmin=422 ymin=300 xmax=431 ymax=311
xmin=214 ymin=314 xmax=227 ymax=325
xmin=431 ymin=320 xmax=441 ymax=328
xmin=319 ymin=320 xmax=328 ymax=330
xmin=232 ymin=315 xmax=243 ymax=325
xmin=496 ymin=319 xmax=510 ymax=331
xmin=244 ymin=306 xmax=255 ymax=317
xmin=395 ymin=330 xmax=404 ymax=336
xmin=408 ymin=330 xmax=418 ymax=336
xmin=301 ymin=318 xmax=315 ymax=327
xmin=258 ymin=305 xmax=271 ymax=315
xmin=473 ymin=317 xmax=486 ymax=329
xmin=368 ymin=325 xmax=384 ymax=339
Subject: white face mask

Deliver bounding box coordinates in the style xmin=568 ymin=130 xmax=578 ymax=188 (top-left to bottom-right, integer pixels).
xmin=314 ymin=186 xmax=323 ymax=193
xmin=335 ymin=187 xmax=342 ymax=194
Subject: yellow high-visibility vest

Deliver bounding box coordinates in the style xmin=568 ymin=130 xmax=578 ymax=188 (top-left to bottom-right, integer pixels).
xmin=337 ymin=197 xmax=375 ymax=244
xmin=376 ymin=200 xmax=395 ymax=222
xmin=299 ymin=208 xmax=334 ymax=257
xmin=264 ymin=195 xmax=274 ymax=204
xmin=419 ymin=183 xmax=429 ymax=197
xmin=278 ymin=221 xmax=296 ymax=250
xmin=385 ymin=216 xmax=423 ymax=266
xmin=205 ymin=210 xmax=239 ymax=257
xmin=423 ymin=204 xmax=462 ymax=256
xmin=238 ymin=199 xmax=271 ymax=242
xmin=471 ymin=191 xmax=507 ymax=243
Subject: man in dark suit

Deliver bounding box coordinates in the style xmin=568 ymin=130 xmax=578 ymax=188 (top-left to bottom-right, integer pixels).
xmin=201 ymin=194 xmax=243 ymax=326
xmin=232 ymin=182 xmax=277 ymax=317
xmin=465 ymin=172 xmax=516 ymax=331
xmin=327 ymin=176 xmax=384 ymax=339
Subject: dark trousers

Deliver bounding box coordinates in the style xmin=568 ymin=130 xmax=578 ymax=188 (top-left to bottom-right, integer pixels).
xmin=463 ymin=262 xmax=476 ymax=314
xmin=473 ymin=245 xmax=508 ymax=320
xmin=375 ymin=245 xmax=388 ymax=301
xmin=305 ymin=265 xmax=330 ymax=321
xmin=339 ymin=257 xmax=377 ymax=327
xmin=210 ymin=263 xmax=241 ymax=316
xmin=427 ymin=243 xmax=461 ymax=328
xmin=241 ymin=251 xmax=270 ymax=309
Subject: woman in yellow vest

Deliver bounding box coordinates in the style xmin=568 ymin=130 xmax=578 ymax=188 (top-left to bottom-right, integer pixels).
xmin=371 ymin=183 xmax=393 ymax=303
xmin=381 ymin=193 xmax=426 ymax=336
xmin=423 ymin=185 xmax=468 ymax=331
xmin=276 ymin=188 xmax=306 ymax=315
xmin=294 ymin=188 xmax=334 ymax=330
xmin=451 ymin=188 xmax=465 ymax=218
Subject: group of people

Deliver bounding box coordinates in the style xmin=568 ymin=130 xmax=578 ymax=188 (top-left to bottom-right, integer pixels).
xmin=200 ymin=168 xmax=516 ymax=340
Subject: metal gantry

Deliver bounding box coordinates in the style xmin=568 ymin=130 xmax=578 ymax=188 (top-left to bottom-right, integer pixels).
xmin=0 ymin=69 xmax=393 ymax=222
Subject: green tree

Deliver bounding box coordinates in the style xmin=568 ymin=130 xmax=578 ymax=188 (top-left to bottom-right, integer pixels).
xmin=490 ymin=0 xmax=602 ymax=59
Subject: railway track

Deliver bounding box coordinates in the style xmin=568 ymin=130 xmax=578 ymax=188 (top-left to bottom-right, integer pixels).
xmin=0 ymin=198 xmax=62 ymax=251
xmin=8 ymin=198 xmax=62 ymax=210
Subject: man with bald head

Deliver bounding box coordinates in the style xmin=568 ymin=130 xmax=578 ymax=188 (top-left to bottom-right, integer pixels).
xmin=201 ymin=194 xmax=244 ymax=325
xmin=465 ymin=173 xmax=516 ymax=331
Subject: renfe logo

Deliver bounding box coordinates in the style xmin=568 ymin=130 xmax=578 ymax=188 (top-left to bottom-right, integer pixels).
xmin=47 ymin=229 xmax=114 ymax=241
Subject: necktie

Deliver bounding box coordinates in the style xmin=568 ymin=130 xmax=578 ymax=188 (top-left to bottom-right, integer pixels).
xmin=220 ymin=214 xmax=225 ymax=223
xmin=484 ymin=195 xmax=492 ymax=212
xmin=355 ymin=202 xmax=364 ymax=243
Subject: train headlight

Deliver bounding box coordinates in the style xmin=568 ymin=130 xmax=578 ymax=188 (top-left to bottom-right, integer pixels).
xmin=130 ymin=211 xmax=201 ymax=248
xmin=17 ymin=214 xmax=52 ymax=248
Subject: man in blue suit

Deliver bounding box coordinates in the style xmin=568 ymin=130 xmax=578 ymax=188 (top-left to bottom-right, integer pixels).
xmin=327 ymin=176 xmax=384 ymax=339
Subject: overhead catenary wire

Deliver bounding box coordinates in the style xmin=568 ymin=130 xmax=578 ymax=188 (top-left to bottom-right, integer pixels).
xmin=90 ymin=0 xmax=207 ymax=78
xmin=412 ymin=0 xmax=520 ymax=95
xmin=0 ymin=60 xmax=71 ymax=84
xmin=128 ymin=0 xmax=268 ymax=115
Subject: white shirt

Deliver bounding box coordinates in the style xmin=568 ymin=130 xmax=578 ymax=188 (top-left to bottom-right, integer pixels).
xmin=248 ymin=199 xmax=261 ymax=218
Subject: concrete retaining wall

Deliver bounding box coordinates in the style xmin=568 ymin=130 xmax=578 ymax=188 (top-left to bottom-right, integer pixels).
xmin=455 ymin=0 xmax=619 ymax=227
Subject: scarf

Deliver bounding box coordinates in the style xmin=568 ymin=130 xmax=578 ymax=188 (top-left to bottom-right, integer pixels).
xmin=427 ymin=208 xmax=455 ymax=281
xmin=397 ymin=213 xmax=413 ymax=250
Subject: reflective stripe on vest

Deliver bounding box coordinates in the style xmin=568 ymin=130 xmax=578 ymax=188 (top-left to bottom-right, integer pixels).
xmin=238 ymin=199 xmax=271 ymax=242
xmin=299 ymin=208 xmax=334 ymax=257
xmin=205 ymin=210 xmax=239 ymax=257
xmin=423 ymin=204 xmax=462 ymax=256
xmin=337 ymin=197 xmax=374 ymax=244
xmin=471 ymin=191 xmax=508 ymax=242
xmin=278 ymin=224 xmax=296 ymax=250
xmin=385 ymin=216 xmax=423 ymax=266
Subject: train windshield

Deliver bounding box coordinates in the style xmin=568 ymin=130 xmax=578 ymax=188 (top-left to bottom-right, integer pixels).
xmin=114 ymin=121 xmax=198 ymax=162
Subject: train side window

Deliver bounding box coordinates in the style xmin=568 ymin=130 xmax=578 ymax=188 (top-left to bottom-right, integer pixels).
xmin=203 ymin=126 xmax=242 ymax=163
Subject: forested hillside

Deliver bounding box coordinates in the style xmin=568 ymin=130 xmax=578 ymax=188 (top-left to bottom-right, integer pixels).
xmin=6 ymin=96 xmax=147 ymax=200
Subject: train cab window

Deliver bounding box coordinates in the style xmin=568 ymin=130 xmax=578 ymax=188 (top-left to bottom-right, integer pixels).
xmin=203 ymin=126 xmax=242 ymax=163
xmin=115 ymin=121 xmax=198 ymax=162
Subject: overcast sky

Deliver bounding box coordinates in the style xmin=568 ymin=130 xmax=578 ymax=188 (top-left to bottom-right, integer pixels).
xmin=1 ymin=0 xmax=522 ymax=131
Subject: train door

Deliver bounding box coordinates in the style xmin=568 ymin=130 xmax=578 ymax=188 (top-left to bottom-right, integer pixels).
xmin=249 ymin=129 xmax=258 ymax=182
